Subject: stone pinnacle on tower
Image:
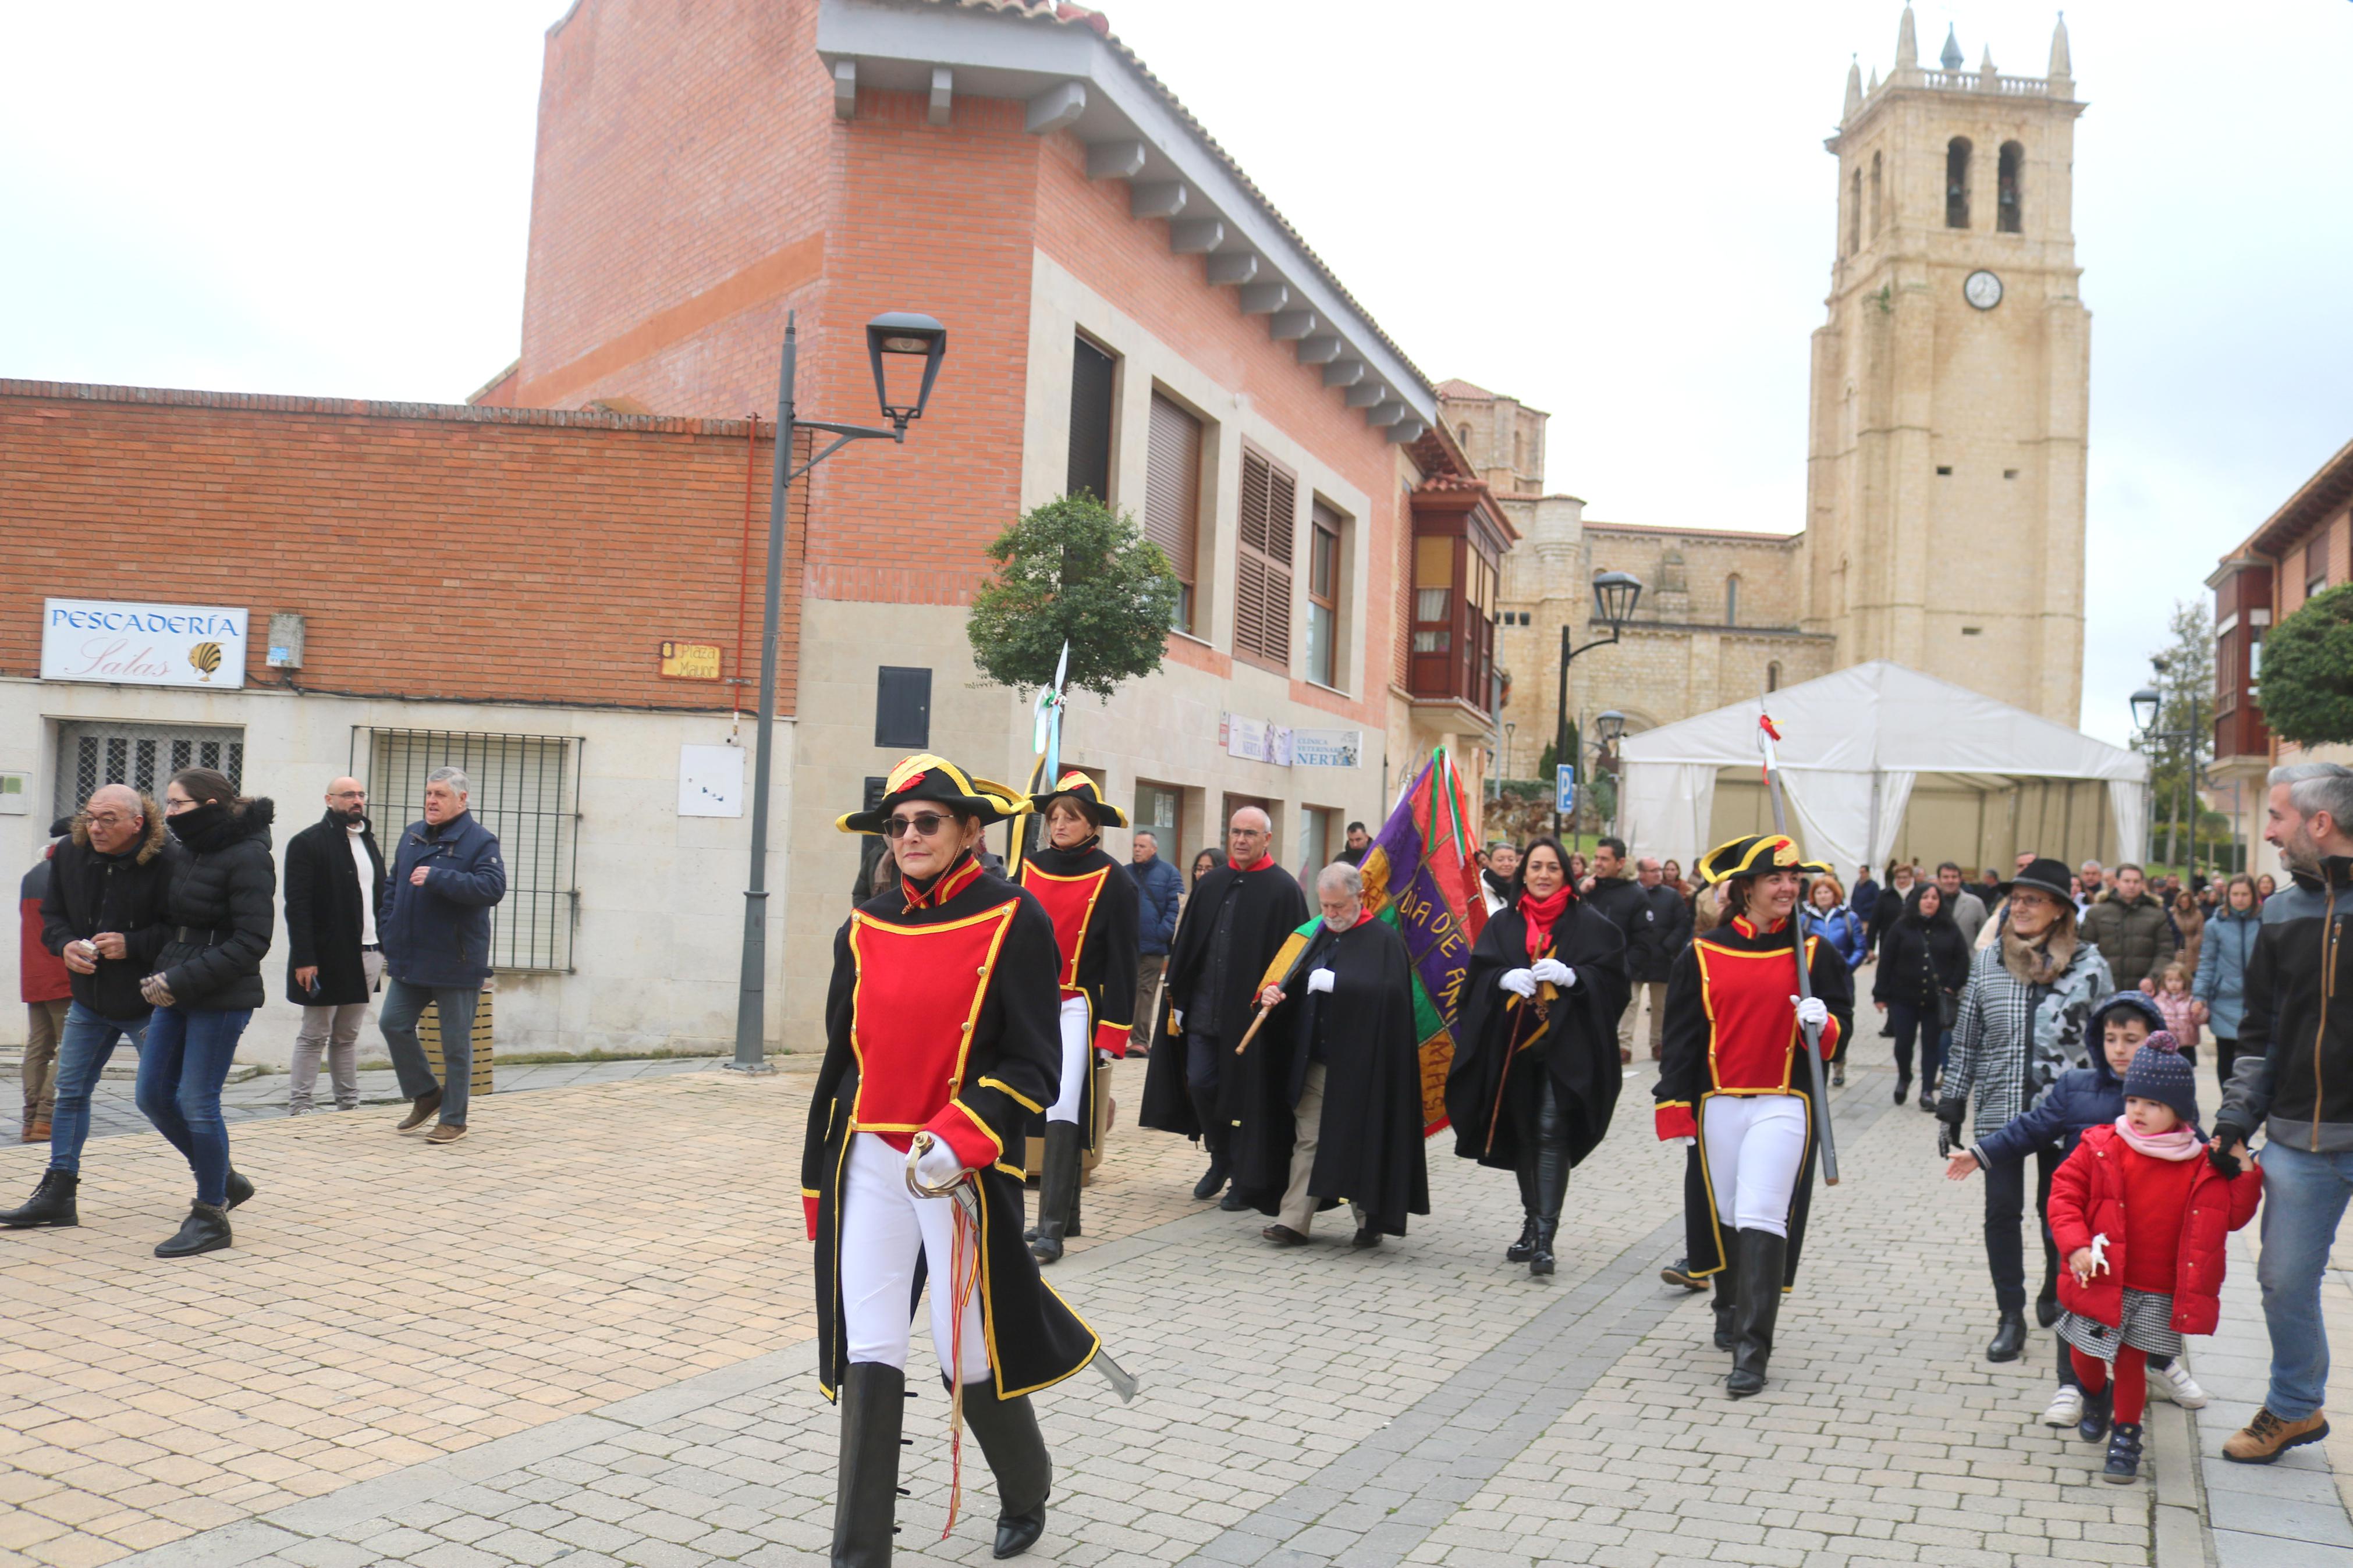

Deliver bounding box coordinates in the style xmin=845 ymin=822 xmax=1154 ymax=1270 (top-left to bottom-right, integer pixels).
xmin=1940 ymin=23 xmax=1965 ymax=71
xmin=1844 ymin=56 xmax=1864 ymax=121
xmin=2049 ymin=11 xmax=2074 ymax=86
xmin=1896 ymin=4 xmax=1918 ymax=69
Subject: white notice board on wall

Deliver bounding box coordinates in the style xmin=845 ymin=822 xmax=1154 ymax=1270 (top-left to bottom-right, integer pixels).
xmin=679 ymin=745 xmax=746 ymax=818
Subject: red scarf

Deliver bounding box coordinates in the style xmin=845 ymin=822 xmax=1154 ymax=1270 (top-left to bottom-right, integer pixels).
xmin=1518 ymin=886 xmax=1571 ymax=959
xmin=1231 ymin=852 xmax=1274 ymax=873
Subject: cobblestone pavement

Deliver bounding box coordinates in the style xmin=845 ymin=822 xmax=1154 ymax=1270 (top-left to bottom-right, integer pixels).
xmin=0 ymin=1046 xmax=2347 ymax=1568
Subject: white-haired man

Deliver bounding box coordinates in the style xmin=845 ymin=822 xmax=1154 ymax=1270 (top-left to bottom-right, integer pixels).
xmin=379 ymin=767 xmax=506 ymax=1144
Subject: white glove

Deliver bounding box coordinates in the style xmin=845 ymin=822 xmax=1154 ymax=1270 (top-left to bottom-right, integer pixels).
xmin=914 ymin=1139 xmax=964 ymax=1190
xmin=1529 ymin=958 xmax=1575 ymax=989
xmin=1306 ymin=968 xmax=1336 ymax=995
xmin=1678 ymin=1136 xmax=1697 ymax=1149
xmin=1500 ymin=968 xmax=1537 ymax=998
xmin=1792 ymin=995 xmax=1829 ymax=1031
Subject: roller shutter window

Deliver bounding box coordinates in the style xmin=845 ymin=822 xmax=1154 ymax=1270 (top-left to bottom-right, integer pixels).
xmin=1067 ymin=336 xmax=1116 ymax=503
xmin=1234 ymin=449 xmax=1296 ymax=669
xmin=1144 ymin=393 xmax=1201 ymax=630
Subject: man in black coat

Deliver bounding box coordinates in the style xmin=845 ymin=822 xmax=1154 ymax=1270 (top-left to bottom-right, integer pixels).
xmin=1622 ymin=856 xmax=1693 ymax=1062
xmin=283 ymin=777 xmax=388 ymax=1115
xmin=1581 ymin=837 xmax=1646 ymax=1062
xmin=1139 ymin=806 xmax=1311 ymax=1208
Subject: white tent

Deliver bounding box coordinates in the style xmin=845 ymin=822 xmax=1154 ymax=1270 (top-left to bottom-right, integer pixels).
xmin=1617 ymin=662 xmax=2149 ymax=875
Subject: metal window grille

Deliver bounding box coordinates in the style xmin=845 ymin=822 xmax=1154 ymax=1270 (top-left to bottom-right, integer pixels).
xmin=357 ymin=728 xmax=581 ymax=973
xmin=55 ymin=721 xmax=244 ymax=819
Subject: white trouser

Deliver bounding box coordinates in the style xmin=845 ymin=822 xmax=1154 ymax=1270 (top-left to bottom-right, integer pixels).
xmin=1701 ymin=1094 xmax=1808 ymax=1239
xmin=840 ymin=1132 xmax=992 ymax=1383
xmin=1047 ymin=995 xmax=1089 ymax=1125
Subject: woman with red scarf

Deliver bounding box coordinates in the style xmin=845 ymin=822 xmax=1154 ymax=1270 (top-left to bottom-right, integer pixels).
xmin=1447 ymin=838 xmax=1631 ymax=1277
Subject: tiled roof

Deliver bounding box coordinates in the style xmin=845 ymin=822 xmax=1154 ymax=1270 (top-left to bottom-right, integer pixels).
xmin=1435 ymin=378 xmax=1496 ymax=401
xmin=908 ymin=0 xmax=1432 ymax=397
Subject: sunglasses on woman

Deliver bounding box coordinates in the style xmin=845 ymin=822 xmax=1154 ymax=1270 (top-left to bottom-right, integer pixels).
xmin=883 ymin=812 xmax=953 ymax=840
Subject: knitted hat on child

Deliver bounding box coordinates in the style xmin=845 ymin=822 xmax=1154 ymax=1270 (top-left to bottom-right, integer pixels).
xmin=2122 ymin=1032 xmax=2199 ymax=1125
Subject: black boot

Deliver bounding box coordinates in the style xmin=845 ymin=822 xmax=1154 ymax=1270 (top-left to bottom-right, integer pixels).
xmin=0 ymin=1169 xmax=78 ymax=1229
xmin=1726 ymin=1228 xmax=1788 ymax=1399
xmin=2101 ymin=1421 xmax=2143 ymax=1483
xmin=961 ymin=1388 xmax=1052 ymax=1559
xmin=1712 ymin=1270 xmax=1736 ymax=1350
xmin=154 ymin=1201 xmax=231 ymax=1259
xmin=1506 ymin=1158 xmax=1539 ymax=1262
xmin=1893 ymin=1072 xmax=1911 ymax=1106
xmin=1030 ymin=1123 xmax=1082 ymax=1265
xmin=225 ymin=1170 xmax=254 ymax=1211
xmin=832 ymin=1362 xmax=906 ymax=1567
xmin=2035 ymin=1277 xmax=2061 ymax=1329
xmin=1986 ymin=1309 xmax=2029 ymax=1363
xmin=1527 ymin=1081 xmax=1569 ymax=1278
xmin=1505 ymin=1214 xmax=1538 ymax=1264
xmin=1188 ymin=1085 xmax=1229 ymax=1201
xmin=1066 ymin=1177 xmax=1082 ymax=1239
xmin=2077 ymin=1382 xmax=2113 ymax=1443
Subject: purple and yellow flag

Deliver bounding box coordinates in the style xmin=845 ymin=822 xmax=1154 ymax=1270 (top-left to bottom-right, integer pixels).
xmin=1258 ymin=750 xmax=1485 ymax=1136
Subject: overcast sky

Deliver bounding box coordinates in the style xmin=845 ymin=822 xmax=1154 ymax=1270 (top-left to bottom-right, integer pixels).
xmin=4 ymin=1 xmax=2347 ymax=747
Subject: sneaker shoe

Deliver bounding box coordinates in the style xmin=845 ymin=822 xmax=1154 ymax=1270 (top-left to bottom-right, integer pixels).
xmin=1659 ymin=1257 xmax=1706 ymax=1292
xmin=397 ymin=1087 xmax=442 ymax=1132
xmin=2223 ymin=1407 xmax=2330 ymax=1464
xmin=2102 ymin=1421 xmax=2144 ymax=1484
xmin=424 ymin=1123 xmax=469 ymax=1146
xmin=2040 ymin=1386 xmax=2084 ymax=1428
xmin=2153 ymin=1361 xmax=2209 ymax=1409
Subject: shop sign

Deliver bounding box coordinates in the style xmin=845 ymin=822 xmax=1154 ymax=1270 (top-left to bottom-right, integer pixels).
xmin=41 ymin=598 xmax=247 ymax=689
xmin=1292 ymin=728 xmax=1362 ymax=769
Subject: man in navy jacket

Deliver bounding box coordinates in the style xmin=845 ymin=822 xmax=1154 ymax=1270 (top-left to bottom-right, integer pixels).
xmin=1127 ymin=830 xmax=1181 ymax=1055
xmin=379 ymin=767 xmax=506 ymax=1144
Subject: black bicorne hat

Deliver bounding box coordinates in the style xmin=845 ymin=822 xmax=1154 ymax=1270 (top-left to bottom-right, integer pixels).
xmin=1028 ymin=769 xmax=1128 ymax=829
xmin=837 ymin=753 xmax=1030 ymax=835
xmin=1698 ymin=833 xmax=1830 ymax=886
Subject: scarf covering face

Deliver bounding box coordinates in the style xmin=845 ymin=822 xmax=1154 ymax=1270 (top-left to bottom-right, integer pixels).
xmin=2112 ymin=1114 xmax=2202 ymax=1161
xmin=1517 ymin=886 xmax=1572 ymax=960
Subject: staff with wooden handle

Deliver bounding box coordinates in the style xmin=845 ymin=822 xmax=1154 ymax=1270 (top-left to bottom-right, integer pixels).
xmin=1756 ymin=706 xmax=1840 ymax=1187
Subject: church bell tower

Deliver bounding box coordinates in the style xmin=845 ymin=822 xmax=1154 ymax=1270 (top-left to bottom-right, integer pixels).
xmin=1803 ymin=8 xmax=2089 ymax=723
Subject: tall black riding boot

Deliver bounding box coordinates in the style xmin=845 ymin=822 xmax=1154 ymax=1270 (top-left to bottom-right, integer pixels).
xmin=1030 ymin=1122 xmax=1083 ymax=1265
xmin=1188 ymin=1083 xmax=1229 ymax=1201
xmin=1505 ymin=1153 xmax=1539 ymax=1262
xmin=1726 ymin=1227 xmax=1788 ymax=1399
xmin=1711 ymin=1268 xmax=1736 ymax=1350
xmin=1527 ymin=1078 xmax=1570 ymax=1278
xmin=0 ymin=1169 xmax=77 ymax=1229
xmin=961 ymin=1388 xmax=1052 ymax=1559
xmin=832 ymin=1362 xmax=907 ymax=1567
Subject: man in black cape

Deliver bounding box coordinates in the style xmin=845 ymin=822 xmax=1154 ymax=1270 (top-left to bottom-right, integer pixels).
xmin=1138 ymin=806 xmax=1311 ymax=1208
xmin=1253 ymin=862 xmax=1429 ymax=1247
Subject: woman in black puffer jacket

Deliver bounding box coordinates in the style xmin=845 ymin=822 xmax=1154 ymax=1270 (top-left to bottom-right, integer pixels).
xmin=1871 ymin=883 xmax=1971 ymax=1111
xmin=137 ymin=769 xmax=275 ymax=1258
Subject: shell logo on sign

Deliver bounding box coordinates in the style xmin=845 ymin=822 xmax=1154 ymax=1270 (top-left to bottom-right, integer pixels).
xmin=187 ymin=642 xmax=223 ymax=681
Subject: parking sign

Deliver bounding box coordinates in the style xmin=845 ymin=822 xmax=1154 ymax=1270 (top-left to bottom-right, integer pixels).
xmin=1556 ymin=763 xmax=1576 ymax=815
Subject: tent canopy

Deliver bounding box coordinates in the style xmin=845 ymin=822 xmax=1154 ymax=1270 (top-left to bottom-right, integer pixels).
xmin=1617 ymin=662 xmax=2149 ymax=876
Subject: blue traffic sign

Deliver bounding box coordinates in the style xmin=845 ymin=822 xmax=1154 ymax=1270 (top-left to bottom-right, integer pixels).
xmin=1556 ymin=763 xmax=1576 ymax=815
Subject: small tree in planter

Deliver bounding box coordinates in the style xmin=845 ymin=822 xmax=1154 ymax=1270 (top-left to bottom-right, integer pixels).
xmin=2259 ymin=582 xmax=2353 ymax=748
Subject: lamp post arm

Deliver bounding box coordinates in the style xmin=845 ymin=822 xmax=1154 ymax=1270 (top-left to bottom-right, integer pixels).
xmin=786 ymin=421 xmax=904 ymax=483
xmin=1564 ymin=627 xmax=1624 ymax=663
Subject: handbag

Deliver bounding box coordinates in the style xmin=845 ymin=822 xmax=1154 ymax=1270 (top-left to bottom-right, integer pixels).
xmin=1936 ymin=987 xmax=1959 ymax=1031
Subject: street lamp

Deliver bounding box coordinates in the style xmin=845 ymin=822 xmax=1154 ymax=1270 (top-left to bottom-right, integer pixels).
xmin=1596 ymin=709 xmax=1628 ymax=745
xmin=2129 ymin=669 xmax=2201 ymax=879
xmin=733 ymin=310 xmax=949 ymax=1073
xmin=1553 ymin=572 xmax=1644 ymax=827
xmin=2130 ymin=686 xmax=2162 ymax=736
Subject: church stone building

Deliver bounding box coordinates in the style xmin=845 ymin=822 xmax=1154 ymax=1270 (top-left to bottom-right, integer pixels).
xmin=1474 ymin=8 xmax=2089 ymax=766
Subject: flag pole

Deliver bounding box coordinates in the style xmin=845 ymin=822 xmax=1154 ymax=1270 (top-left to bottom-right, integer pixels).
xmin=1756 ymin=703 xmax=1840 ymax=1187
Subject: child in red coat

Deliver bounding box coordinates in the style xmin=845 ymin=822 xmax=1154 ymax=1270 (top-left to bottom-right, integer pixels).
xmin=2047 ymin=1036 xmax=2262 ymax=1483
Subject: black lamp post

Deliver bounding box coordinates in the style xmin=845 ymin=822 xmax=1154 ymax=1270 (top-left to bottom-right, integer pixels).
xmin=732 ymin=310 xmax=948 ymax=1073
xmin=1553 ymin=571 xmax=1642 ymax=829
xmin=2130 ymin=667 xmax=2201 ymax=877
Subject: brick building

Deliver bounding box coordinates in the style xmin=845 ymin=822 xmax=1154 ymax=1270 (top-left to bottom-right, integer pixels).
xmin=2208 ymin=435 xmax=2353 ymax=881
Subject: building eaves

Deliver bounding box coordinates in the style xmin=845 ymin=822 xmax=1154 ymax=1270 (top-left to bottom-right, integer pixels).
xmin=0 ymin=380 xmax=764 ymax=439
xmin=1582 ymin=520 xmax=1803 ymax=546
xmin=825 ymin=0 xmax=1433 ymax=432
xmin=2244 ymin=435 xmax=2353 ymax=560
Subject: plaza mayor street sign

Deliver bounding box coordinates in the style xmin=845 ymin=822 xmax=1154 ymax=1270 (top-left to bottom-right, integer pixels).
xmin=41 ymin=598 xmax=249 ymax=689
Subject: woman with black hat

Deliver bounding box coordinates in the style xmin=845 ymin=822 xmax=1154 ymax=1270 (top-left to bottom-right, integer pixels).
xmin=1014 ymin=771 xmax=1139 ymax=1264
xmin=1937 ymin=855 xmax=2114 ymax=1363
xmin=1653 ymin=833 xmax=1853 ymax=1398
xmin=805 ymin=753 xmax=1105 ymax=1563
xmin=1447 ymin=838 xmax=1631 ymax=1277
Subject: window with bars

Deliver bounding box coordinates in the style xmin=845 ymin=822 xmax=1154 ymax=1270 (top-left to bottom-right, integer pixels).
xmin=55 ymin=722 xmax=244 ymax=819
xmin=1234 ymin=447 xmax=1297 ymax=670
xmin=1144 ymin=392 xmax=1202 ymax=631
xmin=359 ymin=728 xmax=581 ymax=972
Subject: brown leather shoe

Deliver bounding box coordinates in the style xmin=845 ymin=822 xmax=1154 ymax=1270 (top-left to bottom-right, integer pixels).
xmin=27 ymin=1121 xmax=48 ymax=1143
xmin=1261 ymin=1224 xmax=1308 ymax=1247
xmin=424 ymin=1122 xmax=469 ymax=1146
xmin=396 ymin=1088 xmax=442 ymax=1132
xmin=2222 ymin=1407 xmax=2330 ymax=1463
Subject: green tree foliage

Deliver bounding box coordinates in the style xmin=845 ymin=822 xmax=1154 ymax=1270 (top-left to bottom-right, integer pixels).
xmin=2132 ymin=599 xmax=2232 ymax=871
xmin=966 ymin=493 xmax=1182 ymax=699
xmin=2258 ymin=582 xmax=2353 ymax=748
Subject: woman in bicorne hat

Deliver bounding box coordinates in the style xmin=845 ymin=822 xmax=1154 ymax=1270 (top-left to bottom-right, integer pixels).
xmin=806 ymin=753 xmax=1104 ymax=1564
xmin=1015 ymin=772 xmax=1139 ymax=1264
xmin=1654 ymin=833 xmax=1854 ymax=1398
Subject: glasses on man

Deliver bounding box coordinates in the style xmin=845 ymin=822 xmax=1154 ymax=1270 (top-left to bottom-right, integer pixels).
xmin=883 ymin=812 xmax=953 ymax=840
xmin=330 ymin=790 xmax=365 ymax=801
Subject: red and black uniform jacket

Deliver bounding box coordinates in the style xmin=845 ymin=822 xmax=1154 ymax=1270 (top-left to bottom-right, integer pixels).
xmin=1014 ymin=838 xmax=1140 ymax=1059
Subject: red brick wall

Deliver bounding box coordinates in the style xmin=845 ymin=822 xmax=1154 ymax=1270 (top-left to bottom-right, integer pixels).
xmin=0 ymin=384 xmax=799 ymax=714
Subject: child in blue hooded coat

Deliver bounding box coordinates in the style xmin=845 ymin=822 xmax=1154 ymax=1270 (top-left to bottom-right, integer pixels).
xmin=1945 ymin=991 xmax=2206 ymax=1425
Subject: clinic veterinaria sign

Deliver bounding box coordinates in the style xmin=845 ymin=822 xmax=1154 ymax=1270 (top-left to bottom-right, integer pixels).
xmin=41 ymin=599 xmax=249 ymax=689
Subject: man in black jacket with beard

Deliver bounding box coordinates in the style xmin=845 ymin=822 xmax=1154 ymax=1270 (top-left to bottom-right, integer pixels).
xmin=283 ymin=777 xmax=388 ymax=1115
xmin=1581 ymin=837 xmax=1646 ymax=1064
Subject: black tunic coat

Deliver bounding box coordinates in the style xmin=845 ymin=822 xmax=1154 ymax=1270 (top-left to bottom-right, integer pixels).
xmin=1138 ymin=860 xmax=1310 ymax=1148
xmin=801 ymin=854 xmax=1101 ymax=1402
xmin=1251 ymin=916 xmax=1431 ymax=1235
xmin=1447 ymin=901 xmax=1631 ymax=1171
xmin=282 ymin=810 xmax=388 ymax=1007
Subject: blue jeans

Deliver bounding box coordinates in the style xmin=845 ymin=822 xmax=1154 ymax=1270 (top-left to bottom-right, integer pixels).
xmin=134 ymin=1006 xmax=251 ymax=1207
xmin=380 ymin=979 xmax=478 ymax=1128
xmin=49 ymin=1002 xmax=149 ymax=1174
xmin=2256 ymin=1139 xmax=2353 ymax=1420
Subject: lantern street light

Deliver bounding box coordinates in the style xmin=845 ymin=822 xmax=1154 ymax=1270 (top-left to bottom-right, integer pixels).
xmin=2128 ymin=664 xmax=2202 ymax=876
xmin=2130 ymin=686 xmax=2163 ymax=737
xmin=1553 ymin=573 xmax=1644 ymax=830
xmin=733 ymin=310 xmax=950 ymax=1074
xmin=1596 ymin=709 xmax=1629 ymax=745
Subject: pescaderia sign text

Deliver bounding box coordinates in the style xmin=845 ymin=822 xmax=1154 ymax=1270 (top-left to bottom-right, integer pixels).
xmin=41 ymin=599 xmax=249 ymax=689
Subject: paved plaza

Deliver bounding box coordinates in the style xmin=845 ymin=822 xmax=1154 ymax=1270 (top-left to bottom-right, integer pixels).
xmin=0 ymin=1048 xmax=2346 ymax=1568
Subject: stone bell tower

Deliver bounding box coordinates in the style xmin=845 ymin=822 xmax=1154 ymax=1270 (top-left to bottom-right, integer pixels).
xmin=1803 ymin=8 xmax=2090 ymax=723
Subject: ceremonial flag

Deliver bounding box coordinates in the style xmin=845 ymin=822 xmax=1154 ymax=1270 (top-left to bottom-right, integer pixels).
xmin=1256 ymin=749 xmax=1484 ymax=1136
